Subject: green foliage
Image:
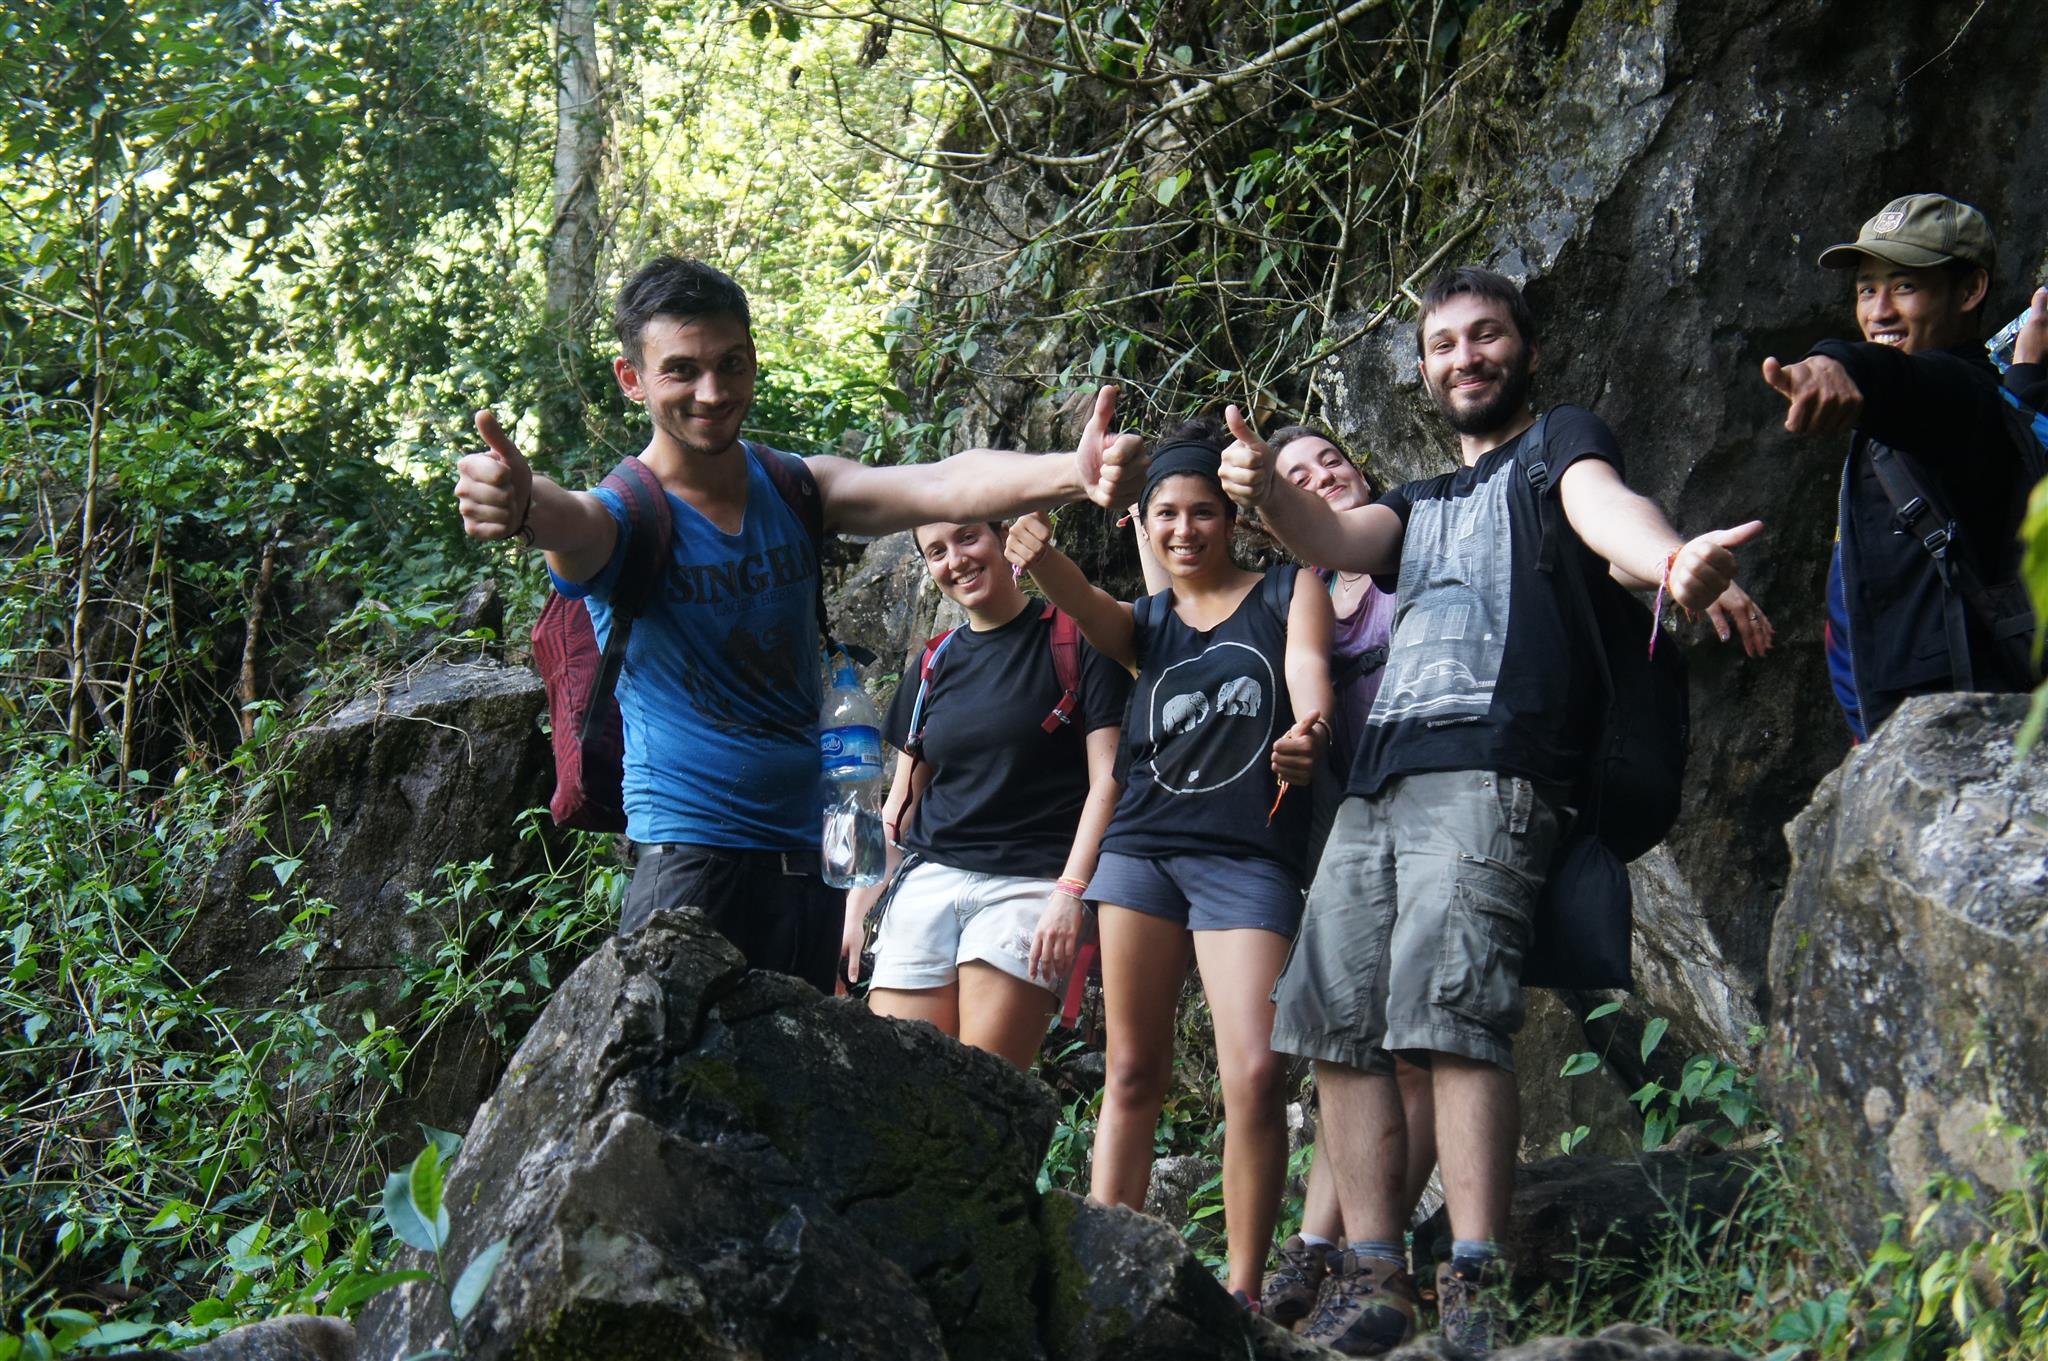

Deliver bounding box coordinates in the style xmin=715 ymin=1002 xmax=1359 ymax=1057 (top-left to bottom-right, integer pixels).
xmin=1560 ymin=1004 xmax=1763 ymax=1152
xmin=2013 ymin=474 xmax=2048 ymax=756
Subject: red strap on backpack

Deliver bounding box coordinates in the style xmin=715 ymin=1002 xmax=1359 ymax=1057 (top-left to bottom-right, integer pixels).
xmin=1041 ymin=605 xmax=1082 ymax=733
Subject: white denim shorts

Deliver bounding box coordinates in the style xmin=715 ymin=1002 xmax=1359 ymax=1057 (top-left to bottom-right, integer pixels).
xmin=869 ymin=859 xmax=1066 ymax=994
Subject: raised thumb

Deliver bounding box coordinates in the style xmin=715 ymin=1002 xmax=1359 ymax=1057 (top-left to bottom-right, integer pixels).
xmin=1225 ymin=403 xmax=1259 ymax=446
xmin=474 ymin=410 xmax=526 ymax=470
xmin=1760 ymin=357 xmax=1795 ymax=397
xmin=1706 ymin=519 xmax=1766 ymax=550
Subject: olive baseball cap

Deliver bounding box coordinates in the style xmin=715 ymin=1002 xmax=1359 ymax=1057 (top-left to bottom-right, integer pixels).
xmin=1818 ymin=192 xmax=1996 ymax=272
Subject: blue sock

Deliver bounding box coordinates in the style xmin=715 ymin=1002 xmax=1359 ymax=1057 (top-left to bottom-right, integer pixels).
xmin=1349 ymin=1238 xmax=1404 ymax=1263
xmin=1450 ymin=1238 xmax=1500 ymax=1267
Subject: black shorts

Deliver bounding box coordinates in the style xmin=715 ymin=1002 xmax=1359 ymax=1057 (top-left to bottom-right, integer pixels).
xmin=622 ymin=843 xmax=844 ymax=992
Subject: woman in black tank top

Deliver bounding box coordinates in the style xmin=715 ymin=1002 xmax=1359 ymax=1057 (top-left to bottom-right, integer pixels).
xmin=1006 ymin=423 xmax=1336 ymax=1306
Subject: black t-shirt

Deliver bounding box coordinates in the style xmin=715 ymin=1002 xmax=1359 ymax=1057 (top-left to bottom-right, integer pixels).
xmin=882 ymin=601 xmax=1130 ymax=878
xmin=1100 ymin=565 xmax=1309 ymax=875
xmin=1348 ymin=405 xmax=1620 ymax=798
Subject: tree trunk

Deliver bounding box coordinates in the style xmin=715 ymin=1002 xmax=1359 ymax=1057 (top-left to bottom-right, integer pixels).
xmin=541 ymin=0 xmax=604 ymax=453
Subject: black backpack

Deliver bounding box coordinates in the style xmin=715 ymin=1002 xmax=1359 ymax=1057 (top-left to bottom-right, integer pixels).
xmin=1860 ymin=387 xmax=2045 ymax=696
xmin=1515 ymin=411 xmax=1692 ymax=989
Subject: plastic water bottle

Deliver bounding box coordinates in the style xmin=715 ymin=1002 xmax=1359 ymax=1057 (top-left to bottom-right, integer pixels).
xmin=1988 ymin=303 xmax=2035 ymax=373
xmin=820 ymin=651 xmax=886 ymax=888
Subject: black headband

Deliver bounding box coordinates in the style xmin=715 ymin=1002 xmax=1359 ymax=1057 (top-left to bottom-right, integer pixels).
xmin=1141 ymin=440 xmax=1226 ymax=512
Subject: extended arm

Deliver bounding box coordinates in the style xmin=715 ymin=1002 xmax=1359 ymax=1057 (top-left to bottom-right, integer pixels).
xmin=456 ymin=411 xmax=619 ymax=584
xmin=1005 ymin=514 xmax=1138 ymax=673
xmin=1217 ymin=405 xmax=1404 ymax=574
xmin=810 ymin=385 xmax=1146 ymax=535
xmin=1272 ymin=572 xmax=1336 ymax=785
xmin=840 ymin=749 xmax=917 ymax=992
xmin=1029 ymin=725 xmax=1122 ymax=984
xmin=1556 ymin=456 xmax=1760 ymax=611
xmin=1130 ymin=505 xmax=1172 ymax=596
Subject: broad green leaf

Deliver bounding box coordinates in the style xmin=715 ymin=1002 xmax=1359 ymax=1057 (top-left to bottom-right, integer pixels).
xmin=1639 ymin=1016 xmax=1669 ymax=1062
xmin=76 ymin=1321 xmax=158 ymax=1348
xmin=749 ymin=8 xmax=771 ymax=39
xmin=450 ymin=1239 xmax=509 ymax=1322
xmin=1559 ymin=1052 xmax=1600 ymax=1078
xmin=419 ymin=1125 xmax=463 ymax=1164
xmin=383 ymin=1166 xmax=441 ymax=1254
xmin=410 ymin=1142 xmax=445 ymax=1231
xmin=325 ymin=1269 xmax=433 ymax=1313
xmin=1154 ymin=171 xmax=1188 ymax=206
xmin=1585 ymin=1000 xmax=1623 ymax=1021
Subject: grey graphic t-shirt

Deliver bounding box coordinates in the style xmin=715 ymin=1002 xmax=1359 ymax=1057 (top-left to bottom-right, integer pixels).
xmin=1346 ymin=405 xmax=1620 ymax=799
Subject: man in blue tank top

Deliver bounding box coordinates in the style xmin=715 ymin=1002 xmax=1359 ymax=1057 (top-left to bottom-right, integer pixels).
xmin=454 ymin=257 xmax=1145 ymax=991
xmin=1222 ymin=268 xmax=1765 ymax=1353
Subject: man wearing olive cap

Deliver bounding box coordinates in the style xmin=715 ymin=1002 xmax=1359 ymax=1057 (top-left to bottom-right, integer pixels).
xmin=1762 ymin=192 xmax=2048 ymax=738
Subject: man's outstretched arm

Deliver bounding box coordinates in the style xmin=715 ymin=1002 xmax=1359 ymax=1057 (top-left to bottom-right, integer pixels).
xmin=813 ymin=385 xmax=1146 ymax=535
xmin=1557 ymin=456 xmax=1761 ymax=613
xmin=455 ymin=411 xmax=618 ymax=584
xmin=1217 ymin=405 xmax=1404 ymax=575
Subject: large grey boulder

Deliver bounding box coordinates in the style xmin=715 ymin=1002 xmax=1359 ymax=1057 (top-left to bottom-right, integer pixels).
xmin=173 ymin=660 xmax=560 ymax=1131
xmin=357 ymin=910 xmax=1323 ymax=1361
xmin=1763 ymin=693 xmax=2048 ymax=1242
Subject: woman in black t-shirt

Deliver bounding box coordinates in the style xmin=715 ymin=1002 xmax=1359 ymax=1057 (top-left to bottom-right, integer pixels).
xmin=1006 ymin=428 xmax=1336 ymax=1307
xmin=838 ymin=519 xmax=1128 ymax=1069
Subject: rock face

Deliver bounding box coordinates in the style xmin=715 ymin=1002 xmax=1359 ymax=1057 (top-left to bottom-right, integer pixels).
xmin=356 ymin=911 xmax=1312 ymax=1361
xmin=1763 ymin=693 xmax=2048 ymax=1241
xmin=174 ymin=660 xmax=560 ymax=1131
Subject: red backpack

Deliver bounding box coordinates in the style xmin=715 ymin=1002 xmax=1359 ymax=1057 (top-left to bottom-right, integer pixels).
xmin=532 ymin=443 xmax=824 ymax=832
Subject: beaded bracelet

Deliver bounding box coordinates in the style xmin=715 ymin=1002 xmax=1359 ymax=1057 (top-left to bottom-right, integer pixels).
xmin=1648 ymin=549 xmax=1680 ymax=659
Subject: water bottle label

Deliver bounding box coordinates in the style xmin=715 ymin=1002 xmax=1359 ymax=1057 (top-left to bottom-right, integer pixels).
xmin=821 ymin=724 xmax=883 ymax=779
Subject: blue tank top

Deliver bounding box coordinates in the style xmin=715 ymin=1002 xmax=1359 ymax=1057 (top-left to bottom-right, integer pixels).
xmin=1101 ymin=565 xmax=1308 ymax=875
xmin=552 ymin=447 xmax=821 ymax=848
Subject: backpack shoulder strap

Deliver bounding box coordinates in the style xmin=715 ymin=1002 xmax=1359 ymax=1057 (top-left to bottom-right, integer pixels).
xmin=1259 ymin=563 xmax=1298 ymax=625
xmin=1515 ymin=412 xmax=1561 ymax=575
xmin=903 ymin=627 xmax=960 ymax=756
xmin=1130 ymin=588 xmax=1170 ymax=669
xmin=1862 ymin=438 xmax=1975 ymax=690
xmin=1042 ymin=604 xmax=1084 ymax=733
xmin=580 ymin=457 xmax=676 ymax=742
xmin=597 ymin=456 xmax=676 ymax=618
xmin=747 ymin=440 xmax=863 ymax=663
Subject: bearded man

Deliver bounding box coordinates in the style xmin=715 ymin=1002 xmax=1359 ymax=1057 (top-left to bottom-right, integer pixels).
xmin=1219 ymin=266 xmax=1765 ymax=1353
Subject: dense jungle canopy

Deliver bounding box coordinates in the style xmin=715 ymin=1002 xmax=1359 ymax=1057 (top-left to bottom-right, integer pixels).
xmin=5 ymin=0 xmax=2048 ymax=1356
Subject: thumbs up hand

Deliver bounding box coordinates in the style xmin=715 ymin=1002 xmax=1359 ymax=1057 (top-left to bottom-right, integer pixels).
xmin=1270 ymin=709 xmax=1326 ymax=787
xmin=1670 ymin=520 xmax=1764 ymax=612
xmin=1074 ymin=385 xmax=1147 ymax=509
xmin=456 ymin=410 xmax=536 ymax=543
xmin=1219 ymin=404 xmax=1275 ymax=508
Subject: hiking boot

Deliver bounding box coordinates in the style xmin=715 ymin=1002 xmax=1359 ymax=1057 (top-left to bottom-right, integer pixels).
xmin=1435 ymin=1257 xmax=1512 ymax=1354
xmin=1299 ymin=1248 xmax=1416 ymax=1356
xmin=1260 ymin=1234 xmax=1333 ymax=1330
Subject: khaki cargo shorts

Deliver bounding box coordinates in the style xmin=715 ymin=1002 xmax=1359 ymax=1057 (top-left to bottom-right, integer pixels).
xmin=1269 ymin=769 xmax=1563 ymax=1073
